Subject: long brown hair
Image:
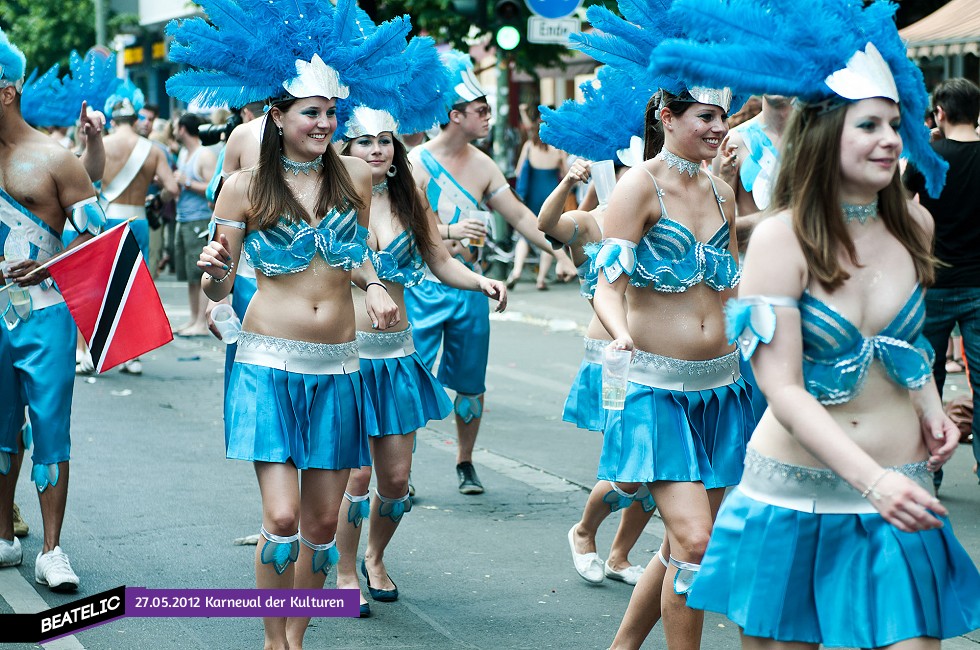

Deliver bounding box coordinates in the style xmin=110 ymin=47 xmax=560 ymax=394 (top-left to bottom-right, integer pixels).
xmin=770 ymin=103 xmax=935 ymax=291
xmin=250 ymin=98 xmax=365 ymax=230
xmin=643 ymin=91 xmax=694 ymax=161
xmin=341 ymin=135 xmax=438 ymax=258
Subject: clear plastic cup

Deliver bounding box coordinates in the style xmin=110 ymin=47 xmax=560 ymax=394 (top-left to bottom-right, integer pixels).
xmin=463 ymin=210 xmax=493 ymax=248
xmin=602 ymin=347 xmax=632 ymax=410
xmin=591 ymin=160 xmax=617 ymax=208
xmin=210 ymin=304 xmax=242 ymax=344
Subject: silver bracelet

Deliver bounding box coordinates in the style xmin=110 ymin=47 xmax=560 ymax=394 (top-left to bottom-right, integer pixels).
xmin=860 ymin=469 xmax=892 ymax=499
xmin=209 ymin=260 xmax=235 ymax=284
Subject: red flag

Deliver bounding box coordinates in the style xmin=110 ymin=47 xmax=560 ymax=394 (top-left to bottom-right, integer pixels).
xmin=46 ymin=221 xmax=173 ymax=373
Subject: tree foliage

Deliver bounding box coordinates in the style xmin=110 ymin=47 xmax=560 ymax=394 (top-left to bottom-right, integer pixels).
xmin=0 ymin=0 xmax=137 ymax=74
xmin=367 ymin=0 xmax=618 ymax=74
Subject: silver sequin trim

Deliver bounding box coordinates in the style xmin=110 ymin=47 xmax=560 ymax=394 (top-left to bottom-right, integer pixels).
xmin=355 ymin=327 xmax=414 ymax=346
xmin=584 ymin=337 xmax=607 ymax=353
xmin=744 ymin=448 xmax=929 ymax=486
xmin=632 ymin=349 xmax=739 ymax=376
xmin=237 ymin=331 xmax=359 ymax=357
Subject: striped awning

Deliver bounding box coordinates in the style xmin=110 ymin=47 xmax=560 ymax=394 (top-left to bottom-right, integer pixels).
xmin=900 ymin=0 xmax=980 ymax=58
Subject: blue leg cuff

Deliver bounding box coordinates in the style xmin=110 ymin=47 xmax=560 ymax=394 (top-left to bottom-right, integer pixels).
xmin=0 ymin=451 xmax=9 ymax=476
xmin=601 ymin=483 xmax=638 ymax=512
xmin=453 ymin=394 xmax=483 ymax=423
xmin=301 ymin=536 xmax=339 ymax=576
xmin=32 ymin=463 xmax=59 ymax=493
xmin=635 ymin=484 xmax=656 ymax=513
xmin=669 ymin=555 xmax=701 ymax=595
xmin=21 ymin=421 xmax=31 ymax=450
xmin=260 ymin=527 xmax=300 ymax=575
xmin=344 ymin=492 xmax=370 ymax=528
xmin=376 ymin=490 xmax=412 ymax=523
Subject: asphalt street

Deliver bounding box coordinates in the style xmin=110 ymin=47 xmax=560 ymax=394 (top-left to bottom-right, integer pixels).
xmin=1 ymin=275 xmax=978 ymax=650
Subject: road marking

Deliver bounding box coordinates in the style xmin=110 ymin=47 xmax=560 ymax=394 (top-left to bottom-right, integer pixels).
xmin=0 ymin=568 xmax=85 ymax=649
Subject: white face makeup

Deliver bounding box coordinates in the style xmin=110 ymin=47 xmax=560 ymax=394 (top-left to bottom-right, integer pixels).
xmin=839 ymin=97 xmax=903 ymax=202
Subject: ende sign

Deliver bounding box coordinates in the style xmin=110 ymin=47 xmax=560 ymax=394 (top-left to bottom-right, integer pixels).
xmin=527 ymin=16 xmax=580 ymax=44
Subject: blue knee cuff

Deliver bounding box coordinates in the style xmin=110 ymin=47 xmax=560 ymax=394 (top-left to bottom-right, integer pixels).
xmin=32 ymin=462 xmax=59 ymax=493
xmin=344 ymin=492 xmax=370 ymax=528
xmin=301 ymin=536 xmax=339 ymax=576
xmin=376 ymin=490 xmax=412 ymax=523
xmin=669 ymin=555 xmax=701 ymax=595
xmin=260 ymin=528 xmax=300 ymax=575
xmin=602 ymin=483 xmax=637 ymax=512
xmin=453 ymin=394 xmax=483 ymax=423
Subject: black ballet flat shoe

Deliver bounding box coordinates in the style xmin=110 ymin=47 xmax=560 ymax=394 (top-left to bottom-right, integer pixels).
xmin=361 ymin=558 xmax=398 ymax=602
xmin=359 ymin=602 xmax=371 ymax=618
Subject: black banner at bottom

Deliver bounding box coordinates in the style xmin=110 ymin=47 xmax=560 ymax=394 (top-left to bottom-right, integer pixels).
xmin=0 ymin=586 xmax=126 ymax=644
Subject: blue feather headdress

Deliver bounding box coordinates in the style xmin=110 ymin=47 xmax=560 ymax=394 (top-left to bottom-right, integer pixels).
xmin=22 ymin=49 xmax=121 ymax=128
xmin=0 ymin=26 xmax=26 ymax=91
xmin=650 ymin=0 xmax=947 ymax=197
xmin=441 ymin=49 xmax=486 ymax=108
xmin=539 ymin=65 xmax=646 ymax=162
xmin=342 ymin=31 xmax=453 ymax=138
xmin=569 ymin=0 xmax=746 ymax=115
xmin=104 ymin=79 xmax=145 ymax=121
xmin=166 ymin=0 xmax=411 ymax=132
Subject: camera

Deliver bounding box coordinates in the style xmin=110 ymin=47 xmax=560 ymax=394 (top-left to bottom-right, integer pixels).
xmin=198 ymin=111 xmax=244 ymax=147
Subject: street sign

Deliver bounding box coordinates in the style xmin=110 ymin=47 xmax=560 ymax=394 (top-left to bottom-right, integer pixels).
xmin=526 ymin=16 xmax=580 ymax=44
xmin=524 ymin=0 xmax=583 ymax=20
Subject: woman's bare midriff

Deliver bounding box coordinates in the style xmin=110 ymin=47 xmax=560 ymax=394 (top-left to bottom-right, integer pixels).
xmin=626 ymin=284 xmax=735 ymax=360
xmin=243 ymin=259 xmax=357 ymax=344
xmin=749 ymin=363 xmax=929 ymax=469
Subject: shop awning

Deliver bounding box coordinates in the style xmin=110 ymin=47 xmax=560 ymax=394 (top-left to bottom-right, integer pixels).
xmin=900 ymin=0 xmax=980 ymax=58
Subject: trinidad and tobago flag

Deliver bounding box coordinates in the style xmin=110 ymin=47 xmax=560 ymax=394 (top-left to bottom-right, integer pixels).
xmin=46 ymin=221 xmax=173 ymax=373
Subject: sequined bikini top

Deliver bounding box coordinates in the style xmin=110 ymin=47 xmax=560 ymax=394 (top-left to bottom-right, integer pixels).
xmin=592 ymin=169 xmax=739 ymax=293
xmin=370 ymin=229 xmax=424 ymax=287
xmin=727 ymin=286 xmax=934 ymax=404
xmin=243 ymin=204 xmax=368 ymax=276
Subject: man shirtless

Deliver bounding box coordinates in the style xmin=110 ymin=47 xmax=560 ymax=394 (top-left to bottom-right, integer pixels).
xmin=0 ymin=30 xmax=103 ymax=591
xmin=406 ymin=52 xmax=575 ymax=494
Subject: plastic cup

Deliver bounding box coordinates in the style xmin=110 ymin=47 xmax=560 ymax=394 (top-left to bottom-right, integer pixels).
xmin=211 ymin=304 xmax=242 ymax=344
xmin=602 ymin=347 xmax=632 ymax=410
xmin=463 ymin=210 xmax=493 ymax=248
xmin=591 ymin=160 xmax=617 ymax=208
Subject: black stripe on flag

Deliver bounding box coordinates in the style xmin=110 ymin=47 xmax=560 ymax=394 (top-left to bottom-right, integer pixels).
xmin=89 ymin=231 xmax=141 ymax=369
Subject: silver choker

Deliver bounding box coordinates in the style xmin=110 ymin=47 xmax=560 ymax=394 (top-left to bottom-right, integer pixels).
xmin=842 ymin=199 xmax=879 ymax=225
xmin=656 ymin=149 xmax=701 ymax=177
xmin=280 ymin=154 xmax=323 ymax=176
xmin=372 ymin=179 xmax=388 ymax=196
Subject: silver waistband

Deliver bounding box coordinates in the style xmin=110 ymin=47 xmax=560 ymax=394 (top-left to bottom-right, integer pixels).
xmin=105 ymin=204 xmax=147 ymax=220
xmin=235 ymin=332 xmax=359 ymax=375
xmin=583 ymin=337 xmax=607 ymax=364
xmin=629 ymin=349 xmax=740 ymax=391
xmin=356 ymin=327 xmax=416 ymax=359
xmin=738 ymin=449 xmax=932 ymax=514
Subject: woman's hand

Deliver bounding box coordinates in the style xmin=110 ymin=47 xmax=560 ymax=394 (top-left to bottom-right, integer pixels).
xmin=866 ymin=470 xmax=947 ymax=532
xmin=365 ymin=284 xmax=399 ymax=330
xmin=478 ymin=277 xmax=508 ymax=312
xmin=919 ymin=410 xmax=960 ymax=472
xmin=564 ymin=158 xmax=591 ymax=185
xmin=197 ymin=233 xmax=233 ymax=280
xmin=719 ymin=142 xmax=738 ymax=185
xmin=609 ymin=335 xmax=634 ymax=353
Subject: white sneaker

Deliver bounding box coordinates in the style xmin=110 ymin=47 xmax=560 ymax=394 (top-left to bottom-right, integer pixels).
xmin=604 ymin=560 xmax=644 ymax=585
xmin=35 ymin=546 xmax=79 ymax=592
xmin=567 ymin=525 xmax=604 ymax=584
xmin=0 ymin=537 xmax=22 ymax=567
xmin=120 ymin=359 xmax=143 ymax=375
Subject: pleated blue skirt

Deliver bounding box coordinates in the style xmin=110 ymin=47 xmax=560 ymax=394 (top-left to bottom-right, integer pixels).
xmin=359 ymin=341 xmax=453 ymax=437
xmin=689 ymin=487 xmax=980 ymax=647
xmin=597 ymin=351 xmax=755 ymax=488
xmin=225 ymin=334 xmax=371 ymax=471
xmin=562 ymin=359 xmax=605 ymax=432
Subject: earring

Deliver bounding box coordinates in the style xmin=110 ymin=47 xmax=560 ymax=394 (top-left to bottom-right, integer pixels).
xmin=277 ymin=125 xmax=283 ymax=136
xmin=386 ymin=165 xmax=397 ymax=178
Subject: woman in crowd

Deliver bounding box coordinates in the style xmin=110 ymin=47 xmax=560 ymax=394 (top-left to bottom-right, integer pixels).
xmin=648 ymin=0 xmax=980 ymax=647
xmin=336 ymin=106 xmax=507 ymax=616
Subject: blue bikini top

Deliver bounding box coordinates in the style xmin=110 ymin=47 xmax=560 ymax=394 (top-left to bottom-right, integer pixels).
xmin=370 ymin=229 xmax=425 ymax=287
xmin=592 ymin=169 xmax=739 ymax=292
xmin=243 ymin=204 xmax=369 ymax=276
xmin=727 ymin=287 xmax=935 ymax=404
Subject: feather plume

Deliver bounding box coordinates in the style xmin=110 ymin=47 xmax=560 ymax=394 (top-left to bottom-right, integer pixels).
xmin=0 ymin=26 xmax=26 ymax=83
xmin=22 ymin=49 xmax=122 ymax=128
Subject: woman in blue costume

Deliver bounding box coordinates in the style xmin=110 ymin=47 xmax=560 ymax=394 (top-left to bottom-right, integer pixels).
xmin=335 ymin=104 xmax=507 ymax=616
xmin=536 ymin=65 xmax=659 ymax=588
xmin=506 ymin=106 xmax=567 ymax=290
xmin=650 ymin=0 xmax=980 ymax=647
xmin=167 ymin=1 xmax=409 ymax=647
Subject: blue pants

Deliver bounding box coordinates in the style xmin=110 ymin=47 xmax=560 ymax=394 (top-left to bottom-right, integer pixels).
xmin=404 ymin=280 xmax=489 ymax=396
xmin=923 ymin=287 xmax=980 ymax=483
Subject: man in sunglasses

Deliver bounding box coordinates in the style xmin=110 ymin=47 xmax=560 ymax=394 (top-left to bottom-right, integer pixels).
xmin=407 ymin=51 xmax=575 ymax=494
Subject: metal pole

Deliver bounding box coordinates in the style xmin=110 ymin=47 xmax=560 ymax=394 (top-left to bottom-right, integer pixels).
xmin=95 ymin=0 xmax=107 ymax=47
xmin=493 ymin=56 xmax=510 ymax=172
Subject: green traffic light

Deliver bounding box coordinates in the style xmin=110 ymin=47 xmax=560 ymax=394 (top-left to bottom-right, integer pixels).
xmin=496 ymin=25 xmax=521 ymax=50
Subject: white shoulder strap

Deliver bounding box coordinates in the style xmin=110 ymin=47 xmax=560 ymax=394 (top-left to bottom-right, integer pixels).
xmin=102 ymin=138 xmax=153 ymax=204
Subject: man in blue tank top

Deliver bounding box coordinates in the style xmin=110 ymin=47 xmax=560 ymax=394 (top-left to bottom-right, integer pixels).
xmin=172 ymin=113 xmax=217 ymax=337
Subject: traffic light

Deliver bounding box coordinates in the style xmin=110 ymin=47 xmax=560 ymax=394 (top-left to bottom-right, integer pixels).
xmin=451 ymin=0 xmax=489 ymax=28
xmin=494 ymin=0 xmax=524 ymax=51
